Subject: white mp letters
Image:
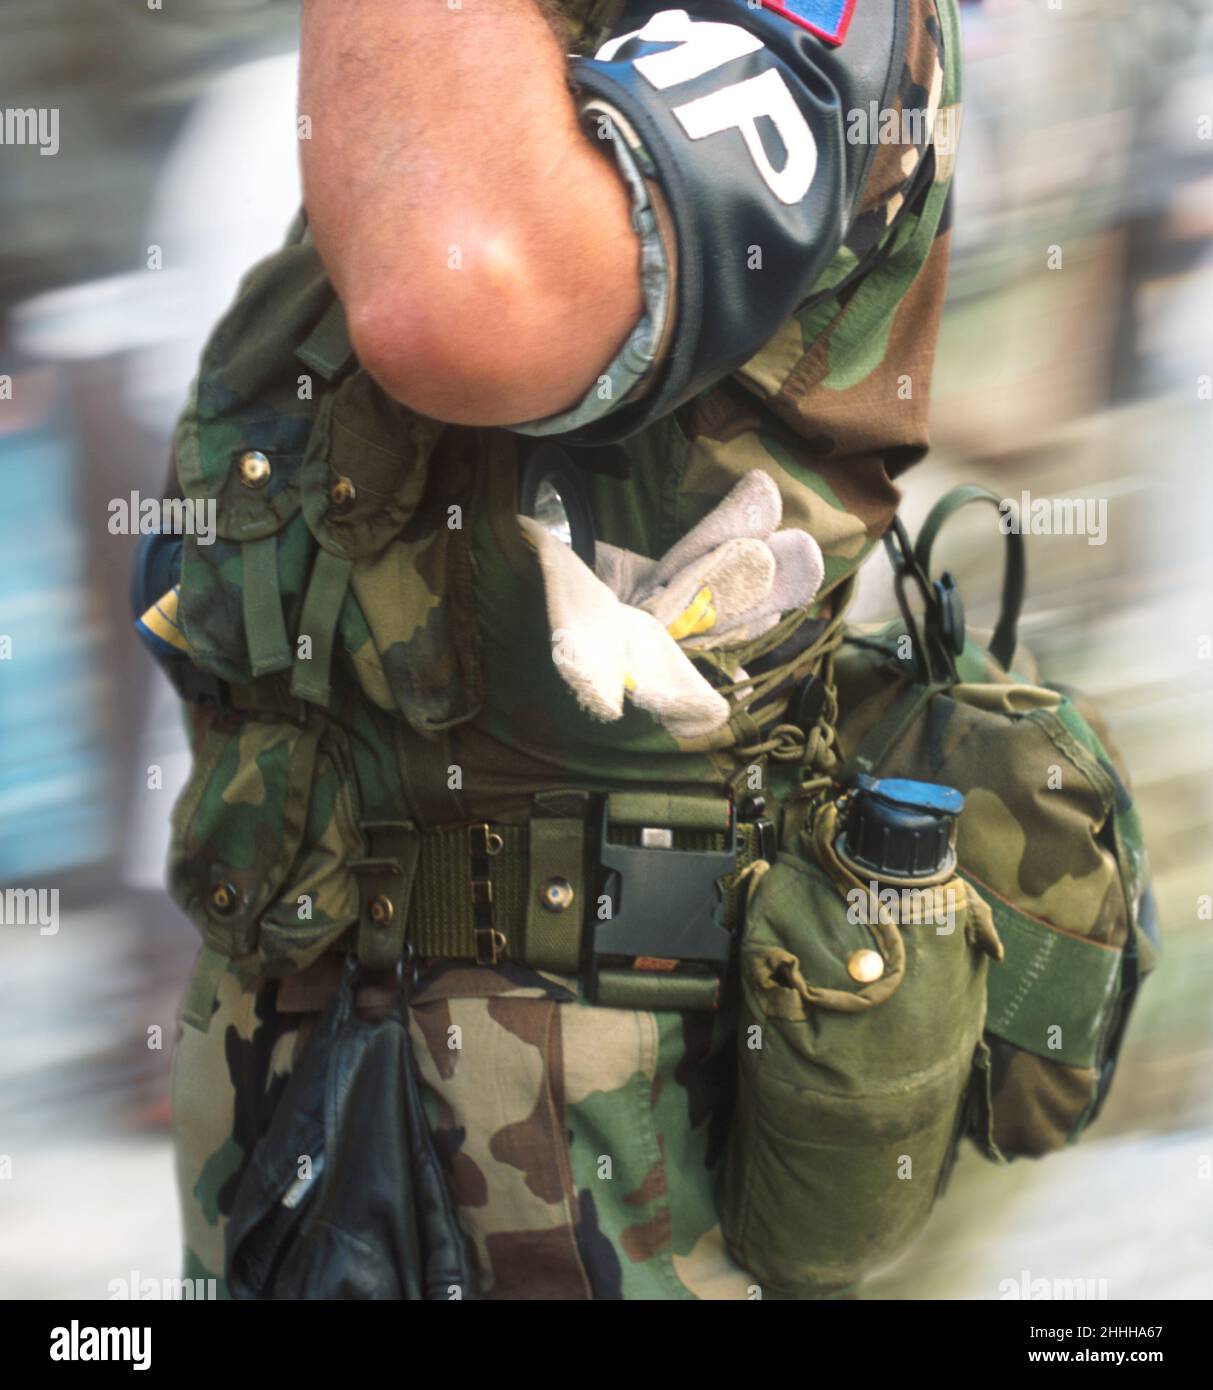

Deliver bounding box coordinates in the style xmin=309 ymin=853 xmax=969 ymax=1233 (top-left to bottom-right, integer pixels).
xmin=595 ymin=8 xmax=817 ymax=204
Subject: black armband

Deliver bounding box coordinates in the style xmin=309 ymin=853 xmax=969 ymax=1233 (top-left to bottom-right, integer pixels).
xmin=567 ymin=0 xmax=908 ymax=440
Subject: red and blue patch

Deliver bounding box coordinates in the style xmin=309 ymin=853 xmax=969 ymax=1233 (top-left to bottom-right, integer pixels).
xmin=759 ymin=0 xmax=856 ymax=46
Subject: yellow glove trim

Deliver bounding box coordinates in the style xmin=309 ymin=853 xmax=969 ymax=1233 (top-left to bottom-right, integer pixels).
xmin=666 ymin=584 xmax=716 ymax=642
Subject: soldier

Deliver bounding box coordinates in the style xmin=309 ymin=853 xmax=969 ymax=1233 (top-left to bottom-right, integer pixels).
xmin=155 ymin=0 xmax=965 ymax=1298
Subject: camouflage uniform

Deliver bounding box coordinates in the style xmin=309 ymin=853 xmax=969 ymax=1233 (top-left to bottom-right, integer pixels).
xmin=166 ymin=0 xmax=965 ymax=1298
xmin=832 ymin=635 xmax=1159 ymax=1162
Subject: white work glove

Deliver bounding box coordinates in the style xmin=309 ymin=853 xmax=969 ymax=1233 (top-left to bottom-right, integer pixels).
xmin=520 ymin=470 xmax=824 ymax=738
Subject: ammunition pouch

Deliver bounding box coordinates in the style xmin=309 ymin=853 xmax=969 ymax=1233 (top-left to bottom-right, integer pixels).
xmin=170 ymin=224 xmax=483 ymax=738
xmin=168 ymin=705 xmax=365 ymax=977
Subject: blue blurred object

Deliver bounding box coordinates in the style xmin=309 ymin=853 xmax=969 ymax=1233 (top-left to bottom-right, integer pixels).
xmin=131 ymin=532 xmax=185 ymax=664
xmin=0 ymin=383 xmax=112 ymax=879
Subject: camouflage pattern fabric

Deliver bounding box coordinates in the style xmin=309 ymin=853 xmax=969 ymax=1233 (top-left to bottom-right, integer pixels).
xmin=173 ymin=954 xmax=753 ymax=1299
xmin=165 ymin=0 xmax=967 ymax=1300
xmin=833 ymin=629 xmax=1158 ymax=1159
xmin=169 ymin=0 xmax=960 ymax=807
xmin=167 ymin=705 xmax=365 ymax=977
xmin=460 ymin=0 xmax=960 ymax=796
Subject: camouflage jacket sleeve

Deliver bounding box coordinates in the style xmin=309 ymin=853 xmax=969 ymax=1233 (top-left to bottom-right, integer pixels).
xmin=539 ymin=0 xmax=935 ymax=442
xmin=732 ymin=0 xmax=961 ymax=481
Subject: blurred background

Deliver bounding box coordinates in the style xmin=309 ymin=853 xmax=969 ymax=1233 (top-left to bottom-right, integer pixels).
xmin=0 ymin=0 xmax=1209 ymax=1299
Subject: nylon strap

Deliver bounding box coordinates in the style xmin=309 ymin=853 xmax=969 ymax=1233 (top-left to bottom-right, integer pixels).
xmin=968 ymin=871 xmax=1122 ymax=1068
xmin=408 ymin=823 xmax=530 ymax=959
xmin=525 ymin=810 xmax=588 ymax=974
xmin=840 ymin=680 xmax=948 ymax=781
xmin=352 ymin=820 xmax=420 ymax=971
xmin=468 ymin=822 xmax=505 ymax=965
xmin=291 ymin=548 xmax=353 ymax=706
xmin=913 ymin=484 xmax=1026 ymax=672
xmin=180 ymin=944 xmax=229 ymax=1034
xmin=595 ymin=972 xmax=720 ymax=1011
xmin=606 ymin=791 xmax=731 ymax=833
xmin=295 ymin=295 xmax=355 ymax=383
xmin=241 ymin=536 xmax=293 ymax=677
xmin=726 ymin=822 xmax=762 ymax=917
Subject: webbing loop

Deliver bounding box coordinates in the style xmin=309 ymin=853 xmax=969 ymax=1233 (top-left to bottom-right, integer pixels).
xmin=290 ymin=547 xmax=353 ymax=706
xmin=913 ymin=484 xmax=1026 ymax=672
xmin=242 ymin=535 xmax=293 ymax=677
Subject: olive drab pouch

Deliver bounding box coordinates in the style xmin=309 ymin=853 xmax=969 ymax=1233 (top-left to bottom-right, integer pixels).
xmin=721 ymin=785 xmax=1002 ymax=1298
xmin=832 ymin=488 xmax=1159 ymax=1160
xmin=225 ymin=956 xmax=477 ymax=1300
xmin=167 ymin=708 xmax=366 ymax=977
xmin=170 ymin=212 xmax=483 ymax=736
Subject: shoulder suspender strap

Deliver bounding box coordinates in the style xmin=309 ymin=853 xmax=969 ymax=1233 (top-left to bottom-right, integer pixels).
xmin=242 ymin=536 xmax=293 ymax=677
xmin=839 ymin=680 xmax=948 ymax=783
xmin=291 ymin=548 xmax=353 ymax=707
xmin=296 ymin=295 xmax=355 ymax=383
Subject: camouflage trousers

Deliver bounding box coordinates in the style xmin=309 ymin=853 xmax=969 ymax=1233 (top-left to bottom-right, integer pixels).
xmin=171 ymin=949 xmax=757 ymax=1299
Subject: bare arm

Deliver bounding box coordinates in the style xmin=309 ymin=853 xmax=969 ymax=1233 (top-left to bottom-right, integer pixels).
xmin=299 ymin=0 xmax=644 ymax=426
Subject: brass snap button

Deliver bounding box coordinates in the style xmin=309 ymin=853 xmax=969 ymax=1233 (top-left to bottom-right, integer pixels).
xmin=368 ymin=894 xmax=395 ymax=926
xmin=539 ymin=877 xmax=574 ymax=913
xmin=329 ymin=476 xmax=357 ymax=510
xmin=847 ymin=948 xmax=884 ymax=984
xmin=237 ymin=450 xmax=271 ymax=488
xmin=209 ymin=881 xmax=240 ymax=916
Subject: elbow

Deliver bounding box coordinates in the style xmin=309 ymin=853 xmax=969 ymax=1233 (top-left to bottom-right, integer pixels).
xmin=346 ymin=235 xmax=642 ymax=427
xmin=348 ymin=283 xmax=544 ymax=427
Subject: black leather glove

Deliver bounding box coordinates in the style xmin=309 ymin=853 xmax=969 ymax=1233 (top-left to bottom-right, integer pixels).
xmin=225 ymin=957 xmax=477 ymax=1300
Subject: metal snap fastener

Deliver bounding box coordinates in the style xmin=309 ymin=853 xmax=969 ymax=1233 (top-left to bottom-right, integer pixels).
xmin=237 ymin=450 xmax=271 ymax=488
xmin=539 ymin=877 xmax=574 ymax=913
xmin=847 ymin=948 xmax=884 ymax=984
xmin=485 ymin=831 xmax=504 ymax=856
xmin=210 ymin=881 xmax=239 ymax=916
xmin=368 ymin=894 xmax=395 ymax=926
xmin=329 ymin=476 xmax=357 ymax=510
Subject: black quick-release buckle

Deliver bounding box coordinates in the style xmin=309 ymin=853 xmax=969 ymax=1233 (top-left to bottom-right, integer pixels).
xmin=585 ymin=800 xmax=738 ymax=1004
